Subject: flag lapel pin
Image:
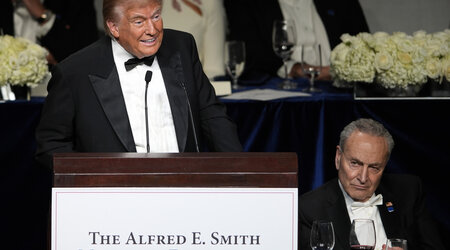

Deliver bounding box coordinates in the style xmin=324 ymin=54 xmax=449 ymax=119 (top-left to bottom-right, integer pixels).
xmin=386 ymin=202 xmax=394 ymax=212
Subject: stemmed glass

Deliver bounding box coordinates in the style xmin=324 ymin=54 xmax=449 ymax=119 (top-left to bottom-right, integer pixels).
xmin=386 ymin=239 xmax=407 ymax=250
xmin=349 ymin=219 xmax=376 ymax=250
xmin=225 ymin=40 xmax=246 ymax=90
xmin=301 ymin=44 xmax=323 ymax=92
xmin=272 ymin=19 xmax=297 ymax=89
xmin=310 ymin=220 xmax=335 ymax=250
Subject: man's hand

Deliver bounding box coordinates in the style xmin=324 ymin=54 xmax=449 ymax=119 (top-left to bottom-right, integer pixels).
xmin=382 ymin=244 xmax=405 ymax=250
xmin=290 ymin=63 xmax=331 ymax=81
xmin=46 ymin=51 xmax=58 ymax=66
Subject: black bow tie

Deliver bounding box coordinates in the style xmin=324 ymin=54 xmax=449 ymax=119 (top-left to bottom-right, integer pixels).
xmin=124 ymin=55 xmax=155 ymax=71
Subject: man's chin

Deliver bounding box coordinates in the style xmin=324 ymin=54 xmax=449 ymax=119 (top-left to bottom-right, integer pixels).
xmin=140 ymin=48 xmax=160 ymax=58
xmin=349 ymin=191 xmax=371 ymax=202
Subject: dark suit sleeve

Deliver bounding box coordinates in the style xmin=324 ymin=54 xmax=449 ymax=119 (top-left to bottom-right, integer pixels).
xmin=298 ymin=200 xmax=314 ymax=250
xmin=35 ymin=65 xmax=76 ymax=169
xmin=378 ymin=174 xmax=445 ymax=250
xmin=224 ymin=0 xmax=284 ymax=80
xmin=406 ymin=176 xmax=445 ymax=249
xmin=314 ymin=0 xmax=370 ymax=49
xmin=0 ymin=1 xmax=14 ymax=36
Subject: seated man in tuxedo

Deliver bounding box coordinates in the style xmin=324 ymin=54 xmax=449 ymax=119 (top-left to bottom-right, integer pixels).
xmin=35 ymin=0 xmax=242 ymax=169
xmin=299 ymin=118 xmax=444 ymax=250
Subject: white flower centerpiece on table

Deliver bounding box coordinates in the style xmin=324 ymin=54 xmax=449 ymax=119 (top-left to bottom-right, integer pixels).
xmin=330 ymin=30 xmax=450 ymax=89
xmin=0 ymin=35 xmax=50 ymax=100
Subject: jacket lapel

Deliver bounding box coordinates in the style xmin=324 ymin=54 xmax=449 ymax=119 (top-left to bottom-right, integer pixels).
xmin=87 ymin=36 xmax=190 ymax=152
xmin=157 ymin=46 xmax=189 ymax=152
xmin=377 ymin=187 xmax=403 ymax=238
xmin=327 ymin=180 xmax=352 ymax=250
xmin=88 ymin=36 xmax=136 ymax=152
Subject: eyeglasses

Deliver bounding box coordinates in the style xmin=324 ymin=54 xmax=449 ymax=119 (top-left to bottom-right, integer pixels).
xmin=338 ymin=148 xmax=383 ymax=175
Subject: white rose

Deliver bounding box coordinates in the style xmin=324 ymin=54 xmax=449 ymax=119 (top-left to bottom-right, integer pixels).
xmin=396 ymin=37 xmax=415 ymax=53
xmin=374 ymin=52 xmax=393 ymax=71
xmin=339 ymin=33 xmax=353 ymax=44
xmin=397 ymin=51 xmax=413 ymax=65
xmin=0 ymin=35 xmax=49 ymax=87
xmin=425 ymin=58 xmax=441 ymax=79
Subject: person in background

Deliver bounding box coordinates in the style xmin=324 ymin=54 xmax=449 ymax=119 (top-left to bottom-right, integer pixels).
xmin=0 ymin=0 xmax=99 ymax=65
xmin=298 ymin=118 xmax=445 ymax=250
xmin=162 ymin=0 xmax=226 ymax=79
xmin=224 ymin=0 xmax=369 ymax=82
xmin=35 ymin=0 xmax=242 ymax=169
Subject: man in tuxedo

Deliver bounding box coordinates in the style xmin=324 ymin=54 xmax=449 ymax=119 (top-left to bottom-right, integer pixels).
xmin=224 ymin=0 xmax=369 ymax=82
xmin=298 ymin=118 xmax=444 ymax=250
xmin=0 ymin=0 xmax=98 ymax=64
xmin=35 ymin=0 xmax=242 ymax=169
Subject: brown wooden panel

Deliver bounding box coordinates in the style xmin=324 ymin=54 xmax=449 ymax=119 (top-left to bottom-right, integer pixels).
xmin=53 ymin=152 xmax=298 ymax=188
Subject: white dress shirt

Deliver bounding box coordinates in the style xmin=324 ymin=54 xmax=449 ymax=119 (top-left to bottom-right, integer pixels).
xmin=277 ymin=0 xmax=331 ymax=77
xmin=339 ymin=181 xmax=387 ymax=250
xmin=111 ymin=39 xmax=179 ymax=153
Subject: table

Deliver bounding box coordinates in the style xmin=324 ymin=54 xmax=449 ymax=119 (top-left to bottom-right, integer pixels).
xmin=1 ymin=78 xmax=449 ymax=249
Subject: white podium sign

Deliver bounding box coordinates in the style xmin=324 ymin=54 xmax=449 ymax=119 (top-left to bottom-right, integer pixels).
xmin=52 ymin=187 xmax=297 ymax=250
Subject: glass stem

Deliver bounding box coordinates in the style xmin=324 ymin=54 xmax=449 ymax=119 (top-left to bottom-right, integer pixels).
xmin=232 ymin=77 xmax=239 ymax=89
xmin=283 ymin=60 xmax=289 ymax=80
xmin=310 ymin=73 xmax=316 ymax=88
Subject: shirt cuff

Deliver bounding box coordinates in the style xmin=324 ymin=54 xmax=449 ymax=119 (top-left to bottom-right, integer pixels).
xmin=36 ymin=14 xmax=56 ymax=38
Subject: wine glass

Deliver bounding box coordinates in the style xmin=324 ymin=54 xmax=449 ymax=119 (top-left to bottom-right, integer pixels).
xmin=386 ymin=239 xmax=407 ymax=250
xmin=301 ymin=44 xmax=323 ymax=92
xmin=310 ymin=220 xmax=335 ymax=250
xmin=225 ymin=40 xmax=246 ymax=90
xmin=349 ymin=219 xmax=376 ymax=250
xmin=272 ymin=19 xmax=297 ymax=90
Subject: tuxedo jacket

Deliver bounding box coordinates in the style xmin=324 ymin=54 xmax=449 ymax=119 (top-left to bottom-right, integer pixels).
xmin=224 ymin=0 xmax=369 ymax=81
xmin=35 ymin=30 xmax=242 ymax=169
xmin=298 ymin=174 xmax=445 ymax=250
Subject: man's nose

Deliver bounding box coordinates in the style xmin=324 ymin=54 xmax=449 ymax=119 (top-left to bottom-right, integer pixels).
xmin=145 ymin=21 xmax=156 ymax=35
xmin=358 ymin=166 xmax=369 ymax=183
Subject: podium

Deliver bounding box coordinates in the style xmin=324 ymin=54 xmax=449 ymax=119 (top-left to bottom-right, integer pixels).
xmin=52 ymin=152 xmax=298 ymax=250
xmin=53 ymin=152 xmax=298 ymax=187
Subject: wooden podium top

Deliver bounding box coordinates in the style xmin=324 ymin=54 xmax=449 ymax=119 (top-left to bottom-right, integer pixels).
xmin=53 ymin=152 xmax=298 ymax=188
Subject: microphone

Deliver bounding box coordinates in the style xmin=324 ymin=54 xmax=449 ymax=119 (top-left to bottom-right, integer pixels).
xmin=144 ymin=71 xmax=153 ymax=153
xmin=145 ymin=71 xmax=153 ymax=83
xmin=179 ymin=81 xmax=200 ymax=152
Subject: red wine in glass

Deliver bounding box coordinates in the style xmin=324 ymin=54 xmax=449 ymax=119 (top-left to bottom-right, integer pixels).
xmin=350 ymin=245 xmax=375 ymax=250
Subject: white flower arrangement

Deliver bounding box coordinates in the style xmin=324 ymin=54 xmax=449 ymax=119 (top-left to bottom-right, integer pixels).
xmin=0 ymin=35 xmax=49 ymax=88
xmin=330 ymin=30 xmax=450 ymax=89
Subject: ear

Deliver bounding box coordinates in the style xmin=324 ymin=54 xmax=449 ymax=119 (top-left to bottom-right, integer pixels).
xmin=335 ymin=146 xmax=341 ymax=170
xmin=106 ymin=19 xmax=120 ymax=38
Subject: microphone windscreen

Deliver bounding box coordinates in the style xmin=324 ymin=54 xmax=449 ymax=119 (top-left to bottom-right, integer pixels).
xmin=145 ymin=71 xmax=153 ymax=83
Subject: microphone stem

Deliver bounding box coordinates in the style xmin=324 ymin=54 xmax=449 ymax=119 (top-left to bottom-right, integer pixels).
xmin=180 ymin=82 xmax=200 ymax=152
xmin=145 ymin=82 xmax=150 ymax=153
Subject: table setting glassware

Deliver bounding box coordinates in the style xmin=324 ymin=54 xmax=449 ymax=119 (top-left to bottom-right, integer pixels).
xmin=301 ymin=43 xmax=322 ymax=92
xmin=310 ymin=220 xmax=335 ymax=250
xmin=225 ymin=40 xmax=246 ymax=90
xmin=385 ymin=238 xmax=407 ymax=250
xmin=349 ymin=219 xmax=376 ymax=250
xmin=272 ymin=19 xmax=297 ymax=90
